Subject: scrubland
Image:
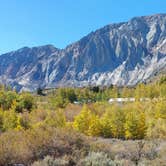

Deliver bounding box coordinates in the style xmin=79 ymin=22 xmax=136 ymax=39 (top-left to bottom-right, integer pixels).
xmin=0 ymin=76 xmax=165 ymax=165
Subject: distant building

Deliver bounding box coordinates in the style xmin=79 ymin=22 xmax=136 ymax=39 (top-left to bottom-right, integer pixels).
xmin=108 ymin=97 xmax=150 ymax=104
xmin=108 ymin=98 xmax=135 ymax=104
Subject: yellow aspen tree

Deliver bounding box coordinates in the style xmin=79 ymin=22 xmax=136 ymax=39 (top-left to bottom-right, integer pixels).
xmin=0 ymin=109 xmax=3 ymax=130
xmin=125 ymin=111 xmax=140 ymax=139
xmin=88 ymin=114 xmax=101 ymax=136
xmin=73 ymin=105 xmax=92 ymax=134
xmin=155 ymin=101 xmax=166 ymax=119
xmin=100 ymin=112 xmax=113 ymax=138
xmin=110 ymin=109 xmax=125 ymax=138
xmin=137 ymin=111 xmax=147 ymax=139
xmin=2 ymin=110 xmax=18 ymax=131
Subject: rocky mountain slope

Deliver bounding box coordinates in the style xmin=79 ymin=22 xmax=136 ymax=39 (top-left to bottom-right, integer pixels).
xmin=0 ymin=14 xmax=166 ymax=91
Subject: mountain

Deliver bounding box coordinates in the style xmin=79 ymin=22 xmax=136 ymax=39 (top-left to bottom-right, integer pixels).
xmin=0 ymin=14 xmax=166 ymax=91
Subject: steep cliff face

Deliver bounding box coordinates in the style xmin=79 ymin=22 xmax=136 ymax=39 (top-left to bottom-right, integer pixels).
xmin=0 ymin=14 xmax=166 ymax=91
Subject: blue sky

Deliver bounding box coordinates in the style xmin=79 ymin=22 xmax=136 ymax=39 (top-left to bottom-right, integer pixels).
xmin=0 ymin=0 xmax=165 ymax=54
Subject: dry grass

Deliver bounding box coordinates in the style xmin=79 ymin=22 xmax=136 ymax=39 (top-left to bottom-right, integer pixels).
xmin=64 ymin=104 xmax=82 ymax=121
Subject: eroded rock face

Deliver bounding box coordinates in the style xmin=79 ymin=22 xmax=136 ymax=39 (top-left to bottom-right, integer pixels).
xmin=0 ymin=14 xmax=166 ymax=91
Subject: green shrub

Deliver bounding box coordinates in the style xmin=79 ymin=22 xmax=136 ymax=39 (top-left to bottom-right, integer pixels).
xmin=19 ymin=93 xmax=36 ymax=112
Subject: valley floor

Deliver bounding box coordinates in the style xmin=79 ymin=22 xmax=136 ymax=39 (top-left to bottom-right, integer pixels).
xmin=0 ymin=80 xmax=165 ymax=165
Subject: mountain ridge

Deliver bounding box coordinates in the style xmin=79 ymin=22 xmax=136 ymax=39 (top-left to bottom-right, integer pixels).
xmin=0 ymin=13 xmax=166 ymax=91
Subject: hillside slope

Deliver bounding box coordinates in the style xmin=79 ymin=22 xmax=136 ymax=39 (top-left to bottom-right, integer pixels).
xmin=0 ymin=14 xmax=166 ymax=91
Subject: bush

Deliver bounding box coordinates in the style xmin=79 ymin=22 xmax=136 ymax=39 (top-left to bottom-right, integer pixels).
xmin=78 ymin=152 xmax=123 ymax=166
xmin=0 ymin=90 xmax=18 ymax=110
xmin=0 ymin=127 xmax=90 ymax=165
xmin=44 ymin=109 xmax=66 ymax=128
xmin=32 ymin=156 xmax=68 ymax=166
xmin=147 ymin=118 xmax=166 ymax=139
xmin=2 ymin=109 xmax=18 ymax=131
xmin=17 ymin=93 xmax=36 ymax=112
